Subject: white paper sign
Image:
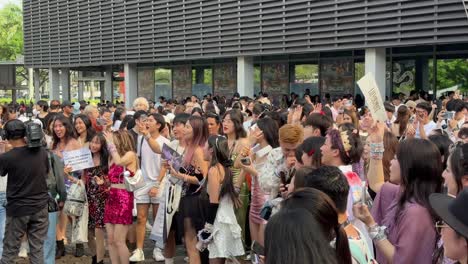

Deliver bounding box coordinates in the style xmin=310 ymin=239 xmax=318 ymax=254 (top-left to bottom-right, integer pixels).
xmin=63 ymin=148 xmax=94 ymax=172
xmin=357 ymin=73 xmax=387 ymax=122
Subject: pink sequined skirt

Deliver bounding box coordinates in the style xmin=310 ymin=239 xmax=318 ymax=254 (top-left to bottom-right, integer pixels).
xmin=104 ymin=188 xmax=134 ymax=225
xmin=249 ymin=178 xmax=268 ymax=225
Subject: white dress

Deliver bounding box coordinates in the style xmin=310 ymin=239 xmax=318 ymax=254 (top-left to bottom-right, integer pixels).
xmin=208 ymin=196 xmax=245 ymax=259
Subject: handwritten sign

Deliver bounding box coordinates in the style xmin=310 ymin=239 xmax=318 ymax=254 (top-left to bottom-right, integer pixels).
xmin=357 ymin=73 xmax=387 ymax=122
xmin=63 ymin=148 xmax=94 ymax=172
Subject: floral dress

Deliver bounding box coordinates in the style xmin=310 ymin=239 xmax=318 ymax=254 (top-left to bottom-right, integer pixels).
xmin=84 ymin=166 xmax=109 ymax=229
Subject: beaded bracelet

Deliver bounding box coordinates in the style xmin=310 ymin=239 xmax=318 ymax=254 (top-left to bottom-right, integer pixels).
xmin=368 ymin=224 xmax=387 ymax=242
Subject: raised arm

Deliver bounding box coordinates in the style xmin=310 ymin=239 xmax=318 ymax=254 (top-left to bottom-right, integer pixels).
xmin=366 ymin=121 xmax=386 ymax=193
xmin=138 ymin=121 xmax=162 ymax=154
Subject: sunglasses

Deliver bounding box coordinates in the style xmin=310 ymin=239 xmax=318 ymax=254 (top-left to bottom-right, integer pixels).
xmin=435 ymin=220 xmax=449 ymax=234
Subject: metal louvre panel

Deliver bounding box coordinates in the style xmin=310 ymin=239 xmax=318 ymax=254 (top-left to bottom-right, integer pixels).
xmin=23 ymin=0 xmax=468 ymax=67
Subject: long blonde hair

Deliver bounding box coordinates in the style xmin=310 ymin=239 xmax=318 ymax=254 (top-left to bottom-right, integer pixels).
xmin=113 ymin=130 xmax=136 ymax=156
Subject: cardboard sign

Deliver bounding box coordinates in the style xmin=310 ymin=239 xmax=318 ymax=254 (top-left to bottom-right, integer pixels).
xmin=357 ymin=73 xmax=387 ymax=122
xmin=63 ymin=148 xmax=94 ymax=172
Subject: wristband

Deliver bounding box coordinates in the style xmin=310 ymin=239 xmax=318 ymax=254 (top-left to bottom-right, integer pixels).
xmin=368 ymin=224 xmax=387 ymax=242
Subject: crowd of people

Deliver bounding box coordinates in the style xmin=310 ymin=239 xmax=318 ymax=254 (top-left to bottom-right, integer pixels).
xmin=0 ymin=88 xmax=467 ymax=264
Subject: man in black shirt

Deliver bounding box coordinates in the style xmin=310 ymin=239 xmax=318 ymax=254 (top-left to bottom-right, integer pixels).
xmin=0 ymin=119 xmax=49 ymax=264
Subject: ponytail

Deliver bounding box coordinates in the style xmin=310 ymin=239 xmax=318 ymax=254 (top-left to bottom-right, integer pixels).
xmin=334 ymin=225 xmax=352 ymax=264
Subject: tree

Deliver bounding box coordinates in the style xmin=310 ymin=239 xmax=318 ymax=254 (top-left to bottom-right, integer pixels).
xmin=0 ymin=2 xmax=23 ymax=60
xmin=435 ymin=59 xmax=468 ymax=91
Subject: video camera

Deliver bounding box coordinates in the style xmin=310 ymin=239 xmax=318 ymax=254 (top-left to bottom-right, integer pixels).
xmin=25 ymin=121 xmax=43 ymax=148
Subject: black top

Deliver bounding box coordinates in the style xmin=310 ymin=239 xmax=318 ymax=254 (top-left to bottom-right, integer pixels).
xmin=0 ymin=146 xmax=49 ymax=217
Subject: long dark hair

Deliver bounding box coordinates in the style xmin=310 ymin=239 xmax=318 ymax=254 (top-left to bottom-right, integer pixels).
xmin=282 ymin=188 xmax=352 ymax=264
xmin=265 ymin=208 xmax=338 ymax=264
xmin=52 ymin=115 xmax=77 ymax=150
xmin=394 ymin=105 xmax=410 ymax=136
xmin=113 ymin=107 xmax=126 ymax=123
xmin=397 ymin=139 xmax=443 ymax=221
xmin=91 ymin=133 xmax=109 ymax=175
xmin=328 ymin=128 xmax=363 ymax=165
xmin=74 ymin=114 xmax=96 ymax=144
xmin=256 ymin=117 xmax=279 ymax=148
xmin=448 ymin=143 xmax=468 ymax=195
xmin=223 ymin=109 xmax=246 ymax=139
xmin=207 ymin=135 xmax=237 ymax=204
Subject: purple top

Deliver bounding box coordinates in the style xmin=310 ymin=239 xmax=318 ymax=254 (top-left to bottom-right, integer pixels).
xmin=371 ymin=183 xmax=437 ymax=264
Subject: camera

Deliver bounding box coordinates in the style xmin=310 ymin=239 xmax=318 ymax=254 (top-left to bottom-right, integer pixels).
xmin=25 ymin=121 xmax=44 ymax=148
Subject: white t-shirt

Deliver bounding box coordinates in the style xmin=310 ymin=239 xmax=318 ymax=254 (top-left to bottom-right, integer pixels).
xmin=415 ymin=121 xmax=437 ymax=138
xmin=138 ymin=134 xmax=170 ymax=182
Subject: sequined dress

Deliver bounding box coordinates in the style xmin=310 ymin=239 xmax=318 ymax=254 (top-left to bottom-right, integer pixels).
xmin=84 ymin=166 xmax=109 ymax=229
xmin=103 ymin=164 xmax=134 ymax=225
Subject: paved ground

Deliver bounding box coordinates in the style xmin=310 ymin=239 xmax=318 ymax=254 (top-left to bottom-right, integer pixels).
xmin=16 ymin=231 xmax=188 ymax=264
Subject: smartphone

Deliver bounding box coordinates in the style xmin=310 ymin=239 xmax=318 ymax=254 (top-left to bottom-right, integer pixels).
xmin=241 ymin=157 xmax=251 ymax=165
xmin=179 ymin=167 xmax=188 ymax=174
xmin=345 ymin=99 xmax=353 ymax=107
xmin=446 ymin=111 xmax=455 ymax=120
xmin=252 ymin=240 xmax=265 ymax=256
xmin=361 ymin=181 xmax=367 ymax=205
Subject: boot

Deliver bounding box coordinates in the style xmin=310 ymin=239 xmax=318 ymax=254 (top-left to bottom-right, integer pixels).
xmin=91 ymin=255 xmax=97 ymax=264
xmin=75 ymin=243 xmax=85 ymax=257
xmin=55 ymin=240 xmax=65 ymax=259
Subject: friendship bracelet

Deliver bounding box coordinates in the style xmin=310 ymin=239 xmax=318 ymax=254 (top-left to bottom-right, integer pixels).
xmin=368 ymin=224 xmax=388 ymax=242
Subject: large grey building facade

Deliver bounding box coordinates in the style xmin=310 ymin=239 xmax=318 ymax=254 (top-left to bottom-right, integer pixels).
xmin=23 ymin=0 xmax=468 ymax=106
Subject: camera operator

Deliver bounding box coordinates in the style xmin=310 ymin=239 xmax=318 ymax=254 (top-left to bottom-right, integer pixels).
xmin=0 ymin=119 xmax=49 ymax=264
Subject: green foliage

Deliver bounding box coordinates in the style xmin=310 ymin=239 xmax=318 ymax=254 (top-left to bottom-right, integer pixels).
xmin=0 ymin=2 xmax=23 ymax=60
xmin=436 ymin=59 xmax=468 ymax=91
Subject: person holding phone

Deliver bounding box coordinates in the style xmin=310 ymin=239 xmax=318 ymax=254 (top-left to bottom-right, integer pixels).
xmin=238 ymin=118 xmax=279 ymax=246
xmin=168 ymin=116 xmax=209 ymax=264
xmin=353 ymin=121 xmax=443 ymax=264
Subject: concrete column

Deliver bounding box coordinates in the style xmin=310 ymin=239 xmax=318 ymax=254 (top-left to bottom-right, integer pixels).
xmin=48 ymin=68 xmax=60 ymax=100
xmin=237 ymin=56 xmax=254 ymax=97
xmin=78 ymin=82 xmax=84 ymax=101
xmin=104 ymin=66 xmax=113 ymax=102
xmin=28 ymin=68 xmax=34 ymax=101
xmin=365 ymin=48 xmax=386 ymax=101
xmin=60 ymin=68 xmax=70 ymax=101
xmin=33 ymin=69 xmax=41 ymax=102
xmin=124 ymin=63 xmax=138 ymax=109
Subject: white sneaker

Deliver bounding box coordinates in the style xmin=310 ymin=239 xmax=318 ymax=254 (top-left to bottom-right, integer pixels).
xmin=146 ymin=221 xmax=153 ymax=231
xmin=184 ymin=256 xmax=189 ymax=262
xmin=129 ymin=248 xmax=145 ymax=262
xmin=18 ymin=247 xmax=28 ymax=258
xmin=153 ymin=247 xmax=165 ymax=262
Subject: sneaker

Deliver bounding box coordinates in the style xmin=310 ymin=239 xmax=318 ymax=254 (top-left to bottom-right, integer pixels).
xmin=146 ymin=221 xmax=153 ymax=231
xmin=129 ymin=248 xmax=145 ymax=262
xmin=18 ymin=246 xmax=28 ymax=258
xmin=184 ymin=256 xmax=189 ymax=262
xmin=152 ymin=247 xmax=165 ymax=262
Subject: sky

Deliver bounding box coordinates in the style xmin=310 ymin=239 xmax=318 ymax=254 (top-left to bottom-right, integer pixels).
xmin=0 ymin=0 xmax=21 ymax=9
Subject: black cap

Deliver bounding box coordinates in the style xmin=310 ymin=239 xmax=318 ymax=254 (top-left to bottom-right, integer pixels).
xmin=61 ymin=101 xmax=73 ymax=108
xmin=4 ymin=119 xmax=26 ymax=140
xmin=430 ymin=188 xmax=468 ymax=239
